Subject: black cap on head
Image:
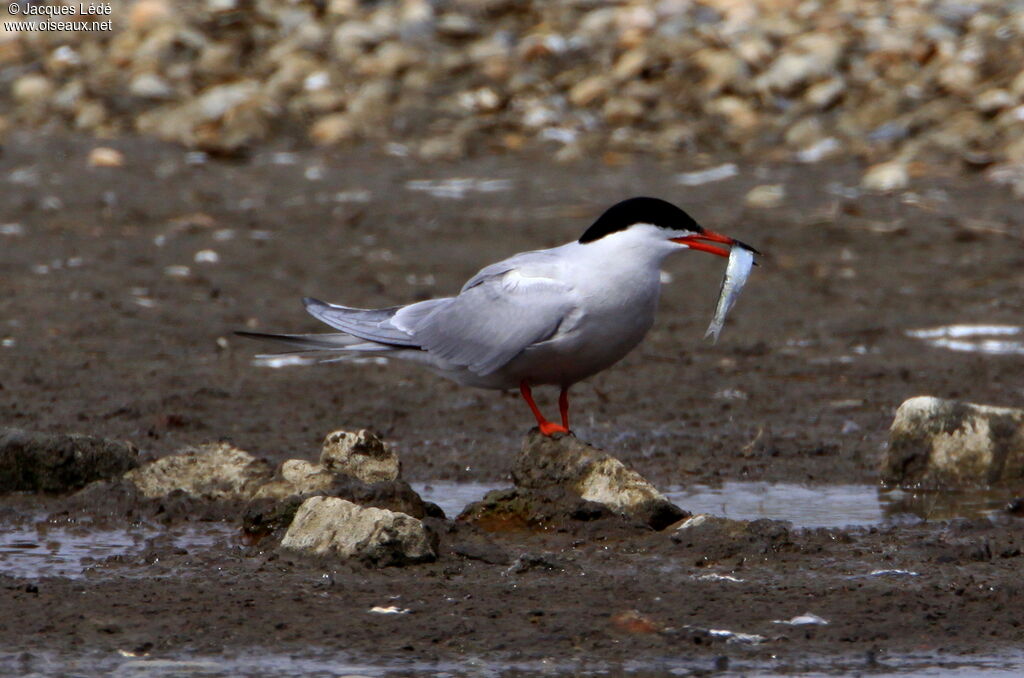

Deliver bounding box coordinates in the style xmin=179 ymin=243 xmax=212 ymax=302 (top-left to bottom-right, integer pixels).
xmin=578 ymin=197 xmax=703 ymax=243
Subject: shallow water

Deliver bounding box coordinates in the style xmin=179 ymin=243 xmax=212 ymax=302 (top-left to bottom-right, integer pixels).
xmin=413 ymin=481 xmax=1014 ymax=527
xmin=0 ymin=522 xmax=237 ymax=580
xmin=0 ymin=482 xmax=1012 ymax=582
xmin=4 ymin=648 xmax=1023 ymax=677
xmin=906 ymin=324 xmax=1024 ymax=356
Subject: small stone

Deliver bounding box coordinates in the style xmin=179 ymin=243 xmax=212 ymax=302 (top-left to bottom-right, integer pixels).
xmin=74 ymin=102 xmax=107 ymax=131
xmin=706 ymin=96 xmax=758 ymax=133
xmin=602 ymin=97 xmax=645 ymax=124
xmin=309 ymin=113 xmax=356 ymax=145
xmin=883 ymin=396 xmax=1024 ymax=488
xmin=135 ymin=80 xmax=268 ymax=153
xmin=0 ymin=428 xmax=139 ymax=494
xmin=694 ymin=48 xmax=744 ymax=94
xmin=12 ymin=75 xmax=53 ymax=107
xmin=796 ymin=137 xmax=842 ymax=164
xmin=124 ymin=442 xmax=273 ymax=500
xmin=252 ymin=459 xmax=335 ymax=500
xmin=755 ymin=35 xmax=840 ymax=93
xmin=612 ymin=49 xmax=648 ymax=81
xmin=938 ymin=62 xmax=977 ymax=97
xmin=281 ymin=496 xmax=436 ymax=566
xmin=784 ymin=118 xmax=824 ymax=148
xmin=436 ymin=14 xmax=480 ymax=40
xmin=129 ymin=73 xmax=174 ymax=100
xmin=974 ymin=88 xmax=1013 ymax=114
xmin=88 ymin=147 xmax=125 ymax=168
xmin=320 ymin=429 xmax=400 ymax=483
xmin=569 ymin=76 xmax=608 ymax=107
xmin=417 ymin=135 xmax=465 ymax=161
xmin=129 ymin=0 xmax=173 ymax=30
xmin=744 ymin=184 xmax=785 ymax=208
xmin=805 ymin=77 xmax=845 ymax=109
xmin=861 ymin=161 xmax=909 ymax=193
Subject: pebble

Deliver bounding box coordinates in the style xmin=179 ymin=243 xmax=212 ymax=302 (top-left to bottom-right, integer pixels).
xmin=88 ymin=147 xmax=125 ymax=168
xmin=3 ymin=0 xmax=1024 ymax=182
xmin=861 ymin=161 xmax=910 ymax=193
xmin=744 ymin=184 xmax=786 ymax=209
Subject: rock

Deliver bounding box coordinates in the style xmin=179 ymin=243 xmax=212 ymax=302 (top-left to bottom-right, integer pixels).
xmin=612 ymin=48 xmax=648 ymax=81
xmin=252 ymin=459 xmax=335 ymax=499
xmin=568 ymin=76 xmax=608 ymax=107
xmin=0 ymin=428 xmax=138 ymax=494
xmin=320 ymin=429 xmax=400 ymax=483
xmin=309 ymin=113 xmax=356 ymax=145
xmin=135 ymin=81 xmax=268 ymax=154
xmin=129 ymin=73 xmax=175 ymax=100
xmin=796 ymin=137 xmax=842 ymax=164
xmin=252 ymin=466 xmax=433 ymax=517
xmin=512 ymin=431 xmax=687 ymax=530
xmin=805 ymin=77 xmax=845 ymax=109
xmin=12 ymin=75 xmax=53 ymax=108
xmin=784 ymin=117 xmax=825 ymax=149
xmin=974 ymin=88 xmax=1013 ymax=114
xmin=884 ymin=396 xmax=1024 ymax=488
xmin=436 ymin=14 xmax=480 ymax=40
xmin=88 ymin=147 xmax=125 ymax=168
xmin=129 ymin=0 xmax=173 ymax=31
xmin=124 ymin=442 xmax=273 ymax=500
xmin=246 ymin=455 xmax=438 ymax=538
xmin=861 ymin=161 xmax=909 ymax=193
xmin=744 ymin=184 xmax=786 ymax=208
xmin=281 ymin=496 xmax=437 ymax=566
xmin=243 ymin=474 xmax=440 ymax=538
xmin=74 ymin=101 xmax=107 ymax=131
xmin=417 ymin=135 xmax=466 ymax=161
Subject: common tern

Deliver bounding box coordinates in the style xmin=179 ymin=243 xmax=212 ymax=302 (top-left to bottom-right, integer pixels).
xmin=239 ymin=197 xmax=758 ymax=436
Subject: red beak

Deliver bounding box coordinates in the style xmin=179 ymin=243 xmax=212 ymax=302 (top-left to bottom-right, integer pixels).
xmin=671 ymin=229 xmax=739 ymax=258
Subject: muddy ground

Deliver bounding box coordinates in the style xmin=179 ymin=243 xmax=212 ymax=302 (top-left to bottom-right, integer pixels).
xmin=2 ymin=133 xmax=1024 ymax=675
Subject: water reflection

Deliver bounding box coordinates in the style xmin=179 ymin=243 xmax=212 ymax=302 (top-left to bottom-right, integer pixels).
xmin=413 ymin=480 xmax=1019 ymax=528
xmin=906 ymin=324 xmax=1024 ymax=356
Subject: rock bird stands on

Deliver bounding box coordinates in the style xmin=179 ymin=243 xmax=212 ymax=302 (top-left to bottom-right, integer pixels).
xmin=240 ymin=197 xmax=759 ymax=435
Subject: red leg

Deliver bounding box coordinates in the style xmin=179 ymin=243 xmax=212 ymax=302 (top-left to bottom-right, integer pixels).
xmin=558 ymin=387 xmax=570 ymax=430
xmin=519 ymin=380 xmax=569 ymax=436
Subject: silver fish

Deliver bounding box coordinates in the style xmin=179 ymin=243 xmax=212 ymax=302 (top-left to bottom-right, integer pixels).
xmin=705 ymin=245 xmax=755 ymax=343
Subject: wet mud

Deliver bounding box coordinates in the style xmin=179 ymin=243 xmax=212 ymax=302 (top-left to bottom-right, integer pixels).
xmin=2 ymin=133 xmax=1024 ymax=675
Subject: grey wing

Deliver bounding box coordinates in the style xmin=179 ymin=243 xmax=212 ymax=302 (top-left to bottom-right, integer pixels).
xmin=303 ymin=297 xmax=420 ymax=347
xmin=399 ymin=269 xmax=576 ymax=376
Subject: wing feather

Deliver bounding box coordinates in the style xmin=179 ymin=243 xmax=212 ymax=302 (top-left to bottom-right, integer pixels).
xmin=302 ymin=297 xmax=419 ymax=347
xmin=409 ymin=269 xmax=575 ymax=375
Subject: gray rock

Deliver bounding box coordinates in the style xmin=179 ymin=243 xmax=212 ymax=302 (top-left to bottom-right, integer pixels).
xmin=244 ymin=474 xmax=440 ymax=539
xmin=281 ymin=496 xmax=437 ymax=566
xmin=512 ymin=431 xmax=686 ymax=530
xmin=884 ymin=396 xmax=1024 ymax=488
xmin=0 ymin=428 xmax=138 ymax=494
xmin=124 ymin=442 xmax=273 ymax=500
xmin=252 ymin=459 xmax=335 ymax=500
xmin=320 ymin=429 xmax=400 ymax=483
xmin=135 ymin=80 xmax=268 ymax=153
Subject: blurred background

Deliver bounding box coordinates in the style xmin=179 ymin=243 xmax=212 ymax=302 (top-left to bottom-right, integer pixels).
xmin=4 ymin=0 xmax=1024 ymax=179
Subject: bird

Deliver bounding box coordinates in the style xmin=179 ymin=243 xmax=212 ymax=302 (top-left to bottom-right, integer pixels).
xmin=238 ymin=196 xmax=758 ymax=436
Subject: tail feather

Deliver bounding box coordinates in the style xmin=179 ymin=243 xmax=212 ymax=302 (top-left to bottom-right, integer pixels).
xmin=234 ymin=330 xmax=365 ymax=352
